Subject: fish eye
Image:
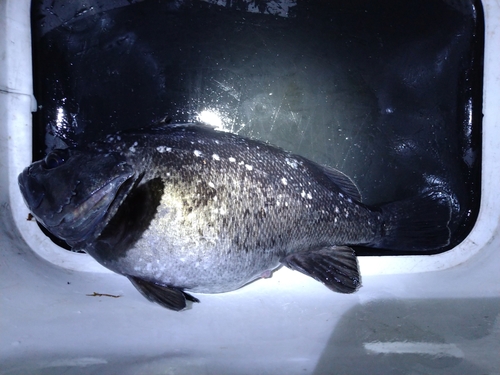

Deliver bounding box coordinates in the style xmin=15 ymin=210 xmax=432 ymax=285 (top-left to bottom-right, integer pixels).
xmin=43 ymin=149 xmax=70 ymax=169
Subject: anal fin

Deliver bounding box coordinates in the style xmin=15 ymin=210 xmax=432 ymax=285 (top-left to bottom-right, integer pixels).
xmin=128 ymin=276 xmax=200 ymax=311
xmin=281 ymin=246 xmax=361 ymax=294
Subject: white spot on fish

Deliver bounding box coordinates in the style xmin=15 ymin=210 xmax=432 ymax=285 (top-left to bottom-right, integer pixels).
xmin=339 ymin=192 xmax=344 ymax=198
xmin=301 ymin=190 xmax=306 ymax=198
xmin=238 ymin=161 xmax=244 ymax=166
xmin=212 ymin=154 xmax=220 ymax=161
xmin=229 ymin=157 xmax=236 ymax=163
xmin=285 ymin=157 xmax=298 ymax=169
xmin=208 ymin=182 xmax=215 ymax=189
xmin=307 ymin=192 xmax=313 ymax=200
xmin=194 ymin=150 xmax=203 ymax=157
xmin=129 ymin=141 xmax=138 ymax=153
xmin=156 ymin=146 xmax=172 ymax=153
xmin=245 ymin=164 xmax=253 ymax=171
xmin=281 ymin=178 xmax=288 ymax=185
xmin=335 ymin=207 xmax=340 ymax=214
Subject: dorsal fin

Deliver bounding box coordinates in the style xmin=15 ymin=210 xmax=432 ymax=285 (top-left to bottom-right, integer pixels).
xmin=319 ymin=164 xmax=362 ymax=201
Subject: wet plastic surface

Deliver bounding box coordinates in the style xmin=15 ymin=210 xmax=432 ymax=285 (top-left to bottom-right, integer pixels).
xmin=31 ymin=0 xmax=483 ymax=254
xmin=3 ymin=2 xmax=500 ymax=374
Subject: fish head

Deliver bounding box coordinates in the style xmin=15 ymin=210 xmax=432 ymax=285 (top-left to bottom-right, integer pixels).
xmin=18 ymin=148 xmax=138 ymax=246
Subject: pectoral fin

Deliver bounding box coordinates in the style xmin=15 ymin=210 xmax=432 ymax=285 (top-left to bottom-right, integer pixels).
xmin=281 ymin=246 xmax=361 ymax=293
xmin=128 ymin=276 xmax=200 ymax=311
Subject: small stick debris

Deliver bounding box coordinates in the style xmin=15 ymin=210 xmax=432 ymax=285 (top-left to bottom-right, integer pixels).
xmin=86 ymin=292 xmax=121 ymax=298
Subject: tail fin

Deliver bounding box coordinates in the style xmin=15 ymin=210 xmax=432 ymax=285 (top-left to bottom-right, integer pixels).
xmin=374 ymin=190 xmax=452 ymax=251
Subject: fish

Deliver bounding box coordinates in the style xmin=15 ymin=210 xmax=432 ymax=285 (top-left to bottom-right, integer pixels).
xmin=18 ymin=123 xmax=452 ymax=311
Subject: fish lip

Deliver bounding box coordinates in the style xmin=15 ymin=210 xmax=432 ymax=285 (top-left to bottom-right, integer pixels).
xmin=18 ymin=167 xmax=44 ymax=210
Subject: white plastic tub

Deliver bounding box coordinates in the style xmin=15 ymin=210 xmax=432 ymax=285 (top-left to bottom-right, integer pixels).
xmin=1 ymin=1 xmax=499 ymax=374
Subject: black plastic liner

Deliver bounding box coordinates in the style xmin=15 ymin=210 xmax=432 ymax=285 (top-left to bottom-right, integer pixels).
xmin=31 ymin=0 xmax=484 ymax=255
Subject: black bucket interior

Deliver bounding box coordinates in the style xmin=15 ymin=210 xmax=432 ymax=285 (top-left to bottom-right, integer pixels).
xmin=31 ymin=0 xmax=483 ymax=255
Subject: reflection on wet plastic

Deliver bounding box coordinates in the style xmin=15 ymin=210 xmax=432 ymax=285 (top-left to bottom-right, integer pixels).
xmin=31 ymin=0 xmax=483 ymax=255
xmin=314 ymin=298 xmax=500 ymax=375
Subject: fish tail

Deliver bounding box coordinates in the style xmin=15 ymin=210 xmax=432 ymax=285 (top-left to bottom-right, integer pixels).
xmin=374 ymin=190 xmax=452 ymax=251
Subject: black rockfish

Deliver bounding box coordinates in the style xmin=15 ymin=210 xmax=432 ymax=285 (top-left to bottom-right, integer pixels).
xmin=18 ymin=124 xmax=451 ymax=311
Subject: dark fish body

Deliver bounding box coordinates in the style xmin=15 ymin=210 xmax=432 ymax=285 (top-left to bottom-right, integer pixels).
xmin=19 ymin=124 xmax=451 ymax=310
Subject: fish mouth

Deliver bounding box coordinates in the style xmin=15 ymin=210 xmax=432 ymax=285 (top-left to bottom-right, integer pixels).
xmin=18 ymin=168 xmax=45 ymax=210
xmin=48 ymin=174 xmax=137 ymax=245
